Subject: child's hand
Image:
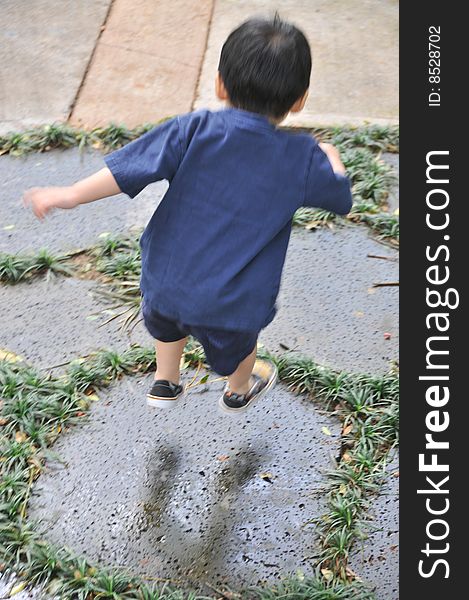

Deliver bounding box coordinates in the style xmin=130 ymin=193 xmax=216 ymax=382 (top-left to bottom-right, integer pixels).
xmin=318 ymin=142 xmax=346 ymax=176
xmin=22 ymin=186 xmax=78 ymax=220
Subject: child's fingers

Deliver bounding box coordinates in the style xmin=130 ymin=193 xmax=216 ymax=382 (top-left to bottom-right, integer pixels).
xmin=32 ymin=204 xmax=45 ymax=220
xmin=22 ymin=188 xmax=39 ymax=208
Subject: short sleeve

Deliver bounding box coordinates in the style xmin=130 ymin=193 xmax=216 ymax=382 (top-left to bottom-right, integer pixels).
xmin=303 ymin=143 xmax=353 ymax=215
xmin=103 ymin=116 xmax=183 ymax=198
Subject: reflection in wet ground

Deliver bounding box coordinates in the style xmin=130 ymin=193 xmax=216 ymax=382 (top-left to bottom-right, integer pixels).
xmin=28 ymin=374 xmax=340 ymax=590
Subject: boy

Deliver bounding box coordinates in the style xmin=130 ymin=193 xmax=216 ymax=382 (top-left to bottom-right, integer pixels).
xmin=23 ymin=15 xmax=352 ymax=414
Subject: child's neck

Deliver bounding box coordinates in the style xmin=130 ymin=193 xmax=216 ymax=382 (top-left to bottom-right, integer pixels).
xmin=225 ymin=102 xmax=286 ymax=126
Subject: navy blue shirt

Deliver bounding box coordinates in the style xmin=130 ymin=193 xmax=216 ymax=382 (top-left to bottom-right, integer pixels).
xmin=104 ymin=108 xmax=352 ymax=332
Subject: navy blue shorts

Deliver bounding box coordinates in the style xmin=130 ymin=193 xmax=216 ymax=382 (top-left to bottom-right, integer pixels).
xmin=141 ymin=300 xmax=258 ymax=376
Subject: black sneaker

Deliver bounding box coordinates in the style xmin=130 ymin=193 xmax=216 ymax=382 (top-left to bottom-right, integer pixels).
xmin=219 ymin=359 xmax=277 ymax=413
xmin=147 ymin=379 xmax=184 ymax=408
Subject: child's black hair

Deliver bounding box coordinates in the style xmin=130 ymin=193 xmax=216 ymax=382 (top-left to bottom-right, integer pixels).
xmin=218 ymin=14 xmax=311 ymax=119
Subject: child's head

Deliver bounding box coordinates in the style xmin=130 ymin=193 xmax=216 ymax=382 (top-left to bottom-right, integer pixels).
xmin=217 ymin=14 xmax=311 ymax=121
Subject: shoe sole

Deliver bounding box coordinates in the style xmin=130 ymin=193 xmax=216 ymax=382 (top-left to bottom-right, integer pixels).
xmin=146 ymin=390 xmax=184 ymax=409
xmin=218 ymin=364 xmax=278 ymax=414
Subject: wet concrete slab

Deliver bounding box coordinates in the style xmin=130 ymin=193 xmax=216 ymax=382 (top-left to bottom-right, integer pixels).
xmin=28 ymin=373 xmax=340 ymax=590
xmin=194 ymin=0 xmax=398 ymax=127
xmin=0 ymin=0 xmax=111 ymax=134
xmin=261 ymin=226 xmax=399 ymax=374
xmin=0 ymin=277 xmax=149 ymax=371
xmin=349 ymin=451 xmax=399 ymax=600
xmin=0 ymin=148 xmax=166 ymax=254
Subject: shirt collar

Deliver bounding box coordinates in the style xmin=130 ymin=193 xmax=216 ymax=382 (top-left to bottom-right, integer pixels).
xmin=221 ymin=107 xmax=277 ymax=131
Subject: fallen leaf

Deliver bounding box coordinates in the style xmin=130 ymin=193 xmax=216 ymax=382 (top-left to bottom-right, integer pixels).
xmin=390 ymin=544 xmax=398 ymax=551
xmin=15 ymin=431 xmax=27 ymax=443
xmin=321 ymin=426 xmax=332 ymax=436
xmin=0 ymin=417 xmax=9 ymax=426
xmin=353 ymin=310 xmax=364 ymax=318
xmin=342 ymin=424 xmax=353 ymax=436
xmin=3 ymin=224 xmax=15 ymax=231
xmin=339 ymin=483 xmax=347 ymax=495
xmin=28 ymin=454 xmax=42 ymax=467
xmin=296 ymin=569 xmax=305 ymax=581
xmin=74 ymin=570 xmax=82 ymax=580
xmin=86 ymin=393 xmax=100 ymax=402
xmin=346 ymin=567 xmax=361 ymax=580
xmin=259 ymin=471 xmax=275 ymax=483
xmin=9 ymin=581 xmax=27 ymax=595
xmin=272 ymin=422 xmax=280 ymax=429
xmin=305 ymin=220 xmax=321 ymax=230
xmin=217 ymin=455 xmax=230 ymax=461
xmin=199 ymin=374 xmax=209 ymax=384
xmin=0 ymin=349 xmax=23 ymax=363
xmin=76 ymin=411 xmax=86 ymax=417
xmin=367 ymin=287 xmax=376 ymax=295
xmin=384 ymin=332 xmax=392 ymax=340
xmin=393 ymin=470 xmax=400 ymax=478
xmin=321 ymin=568 xmax=334 ymax=582
xmin=342 ymin=452 xmax=352 ymax=463
xmin=98 ymin=232 xmax=110 ymax=239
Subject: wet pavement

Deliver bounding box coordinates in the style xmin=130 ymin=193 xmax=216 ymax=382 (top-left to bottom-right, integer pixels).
xmin=0 ymin=148 xmax=165 ymax=254
xmin=28 ymin=374 xmax=340 ymax=590
xmin=261 ymin=226 xmax=398 ymax=374
xmin=1 ymin=0 xmax=398 ymax=595
xmin=0 ymin=147 xmax=399 ymax=597
xmin=1 ymin=148 xmax=398 ymax=375
xmin=349 ymin=452 xmax=399 ymax=600
xmin=0 ymin=277 xmax=148 ymax=370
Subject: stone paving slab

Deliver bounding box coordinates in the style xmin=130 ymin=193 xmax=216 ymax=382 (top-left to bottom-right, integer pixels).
xmin=0 ymin=148 xmax=167 ymax=254
xmin=261 ymin=226 xmax=398 ymax=374
xmin=0 ymin=277 xmax=149 ymax=371
xmin=194 ymin=0 xmax=398 ymax=127
xmin=28 ymin=373 xmax=340 ymax=591
xmin=0 ymin=0 xmax=112 ymax=134
xmin=2 ymin=148 xmax=398 ymax=375
xmin=349 ymin=451 xmax=399 ymax=600
xmin=70 ymin=0 xmax=214 ymax=128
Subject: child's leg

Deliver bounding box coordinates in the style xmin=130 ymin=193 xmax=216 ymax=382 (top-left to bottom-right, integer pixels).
xmin=227 ymin=345 xmax=257 ymax=395
xmin=154 ymin=338 xmax=187 ymax=384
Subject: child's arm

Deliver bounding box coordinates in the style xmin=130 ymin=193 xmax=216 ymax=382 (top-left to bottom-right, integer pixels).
xmin=303 ymin=141 xmax=352 ymax=215
xmin=23 ymin=113 xmax=188 ymax=220
xmin=318 ymin=142 xmax=346 ymax=176
xmin=23 ymin=168 xmax=121 ymax=220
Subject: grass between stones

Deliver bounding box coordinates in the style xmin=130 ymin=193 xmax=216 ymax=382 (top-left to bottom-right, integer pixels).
xmin=0 ymin=338 xmax=397 ymax=599
xmin=0 ymin=249 xmax=75 ymax=284
xmin=0 ymin=122 xmax=399 ymax=246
